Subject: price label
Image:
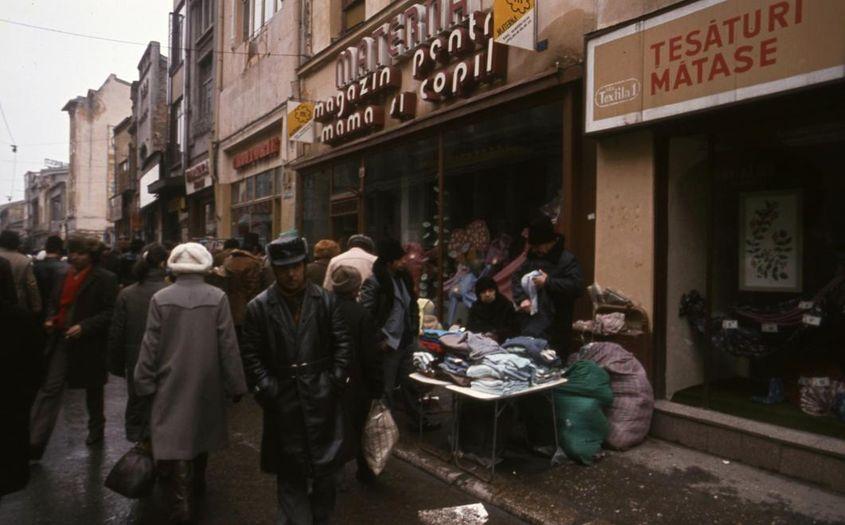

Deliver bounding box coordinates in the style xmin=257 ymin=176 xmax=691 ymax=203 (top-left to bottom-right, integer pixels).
xmin=761 ymin=323 xmax=778 ymax=333
xmin=722 ymin=319 xmax=739 ymax=330
xmin=798 ymin=301 xmax=814 ymax=310
xmin=802 ymin=315 xmax=822 ymax=327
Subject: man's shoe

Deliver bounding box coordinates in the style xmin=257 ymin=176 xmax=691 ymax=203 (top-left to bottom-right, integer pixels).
xmin=85 ymin=430 xmax=104 ymax=446
xmin=29 ymin=444 xmax=45 ymax=461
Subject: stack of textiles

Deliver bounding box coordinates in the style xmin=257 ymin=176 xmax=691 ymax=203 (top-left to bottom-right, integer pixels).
xmin=412 ymin=351 xmax=437 ymax=376
xmin=420 ymin=329 xmax=450 ymax=354
xmin=467 ymin=353 xmax=533 ymax=395
xmin=440 ymin=331 xmax=505 ymax=360
xmin=532 ymin=364 xmax=562 ymax=385
xmin=502 ymin=336 xmax=561 ymax=367
xmin=438 ymin=356 xmax=472 ymax=386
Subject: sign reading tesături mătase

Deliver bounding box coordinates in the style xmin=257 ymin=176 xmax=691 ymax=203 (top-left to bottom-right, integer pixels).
xmin=315 ymin=0 xmax=508 ymax=147
xmin=585 ymin=0 xmax=845 ymax=134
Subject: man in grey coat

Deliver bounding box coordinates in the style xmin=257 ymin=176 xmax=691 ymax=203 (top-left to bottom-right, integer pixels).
xmin=0 ymin=230 xmax=42 ymax=315
xmin=135 ymin=242 xmax=247 ymax=523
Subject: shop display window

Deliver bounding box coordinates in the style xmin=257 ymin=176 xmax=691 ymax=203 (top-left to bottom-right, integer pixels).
xmin=665 ymin=91 xmax=845 ymax=438
xmin=231 ymin=166 xmax=281 ymax=246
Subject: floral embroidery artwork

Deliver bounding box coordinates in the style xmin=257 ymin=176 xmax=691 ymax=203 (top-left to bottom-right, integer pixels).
xmin=740 ymin=191 xmax=802 ymax=292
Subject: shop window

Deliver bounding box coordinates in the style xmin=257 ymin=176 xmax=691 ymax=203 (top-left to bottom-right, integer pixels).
xmin=341 ymin=0 xmax=365 ymax=33
xmin=331 ymin=159 xmax=359 ymax=196
xmin=231 ymin=167 xmax=281 ymax=246
xmin=665 ymin=90 xmax=845 ymax=439
xmin=255 ymin=170 xmax=273 ymax=198
xmin=301 ymin=168 xmax=332 ymax=245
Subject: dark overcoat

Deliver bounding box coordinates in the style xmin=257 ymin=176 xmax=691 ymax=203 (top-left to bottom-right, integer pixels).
xmin=48 ymin=265 xmax=118 ymax=389
xmin=240 ymin=282 xmax=353 ymax=477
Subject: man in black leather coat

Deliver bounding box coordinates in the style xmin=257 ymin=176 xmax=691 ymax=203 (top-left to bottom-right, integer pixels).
xmin=240 ymin=231 xmax=352 ymax=524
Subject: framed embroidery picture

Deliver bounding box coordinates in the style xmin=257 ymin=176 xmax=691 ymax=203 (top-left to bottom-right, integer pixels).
xmin=739 ymin=190 xmax=802 ymax=292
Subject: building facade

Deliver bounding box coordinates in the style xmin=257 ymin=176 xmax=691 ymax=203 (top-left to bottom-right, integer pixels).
xmin=109 ymin=116 xmax=138 ymax=241
xmin=62 ymin=74 xmax=132 ymax=243
xmin=586 ymin=0 xmax=845 ymax=490
xmin=24 ymin=162 xmax=69 ymax=249
xmin=0 ymin=200 xmax=26 ymax=237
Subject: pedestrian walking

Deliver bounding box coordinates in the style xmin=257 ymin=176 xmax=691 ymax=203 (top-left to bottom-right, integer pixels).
xmin=29 ymin=236 xmax=118 ymax=459
xmin=306 ymin=239 xmax=340 ymax=287
xmin=0 ymin=230 xmax=42 ymax=315
xmin=107 ymin=243 xmax=169 ymax=443
xmin=33 ymin=236 xmax=69 ymax=325
xmin=0 ymin=258 xmax=43 ymax=499
xmin=213 ymin=238 xmax=240 ymax=267
xmin=134 ymin=242 xmax=247 ymax=523
xmin=322 ymin=234 xmax=377 ymax=292
xmin=511 ymin=216 xmax=584 ymax=356
xmin=360 ymin=239 xmax=424 ymax=426
xmin=329 ymin=265 xmax=383 ymax=484
xmin=117 ymin=238 xmax=144 ymax=287
xmin=218 ymin=239 xmax=266 ymax=343
xmin=240 ymin=231 xmax=352 ymax=524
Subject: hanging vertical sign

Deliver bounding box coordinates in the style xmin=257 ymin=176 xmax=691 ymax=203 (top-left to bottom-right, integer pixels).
xmin=287 ymin=100 xmax=316 ymax=143
xmin=494 ymin=0 xmax=537 ymax=51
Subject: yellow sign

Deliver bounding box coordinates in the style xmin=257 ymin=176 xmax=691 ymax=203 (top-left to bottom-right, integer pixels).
xmin=494 ymin=0 xmax=536 ymax=51
xmin=287 ymin=101 xmax=315 ymax=143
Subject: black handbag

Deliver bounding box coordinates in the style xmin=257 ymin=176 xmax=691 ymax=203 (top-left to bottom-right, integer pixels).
xmin=105 ymin=442 xmax=155 ymax=498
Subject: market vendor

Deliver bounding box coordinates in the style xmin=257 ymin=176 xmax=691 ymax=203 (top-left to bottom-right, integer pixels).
xmin=511 ymin=216 xmax=584 ymax=357
xmin=467 ymin=276 xmax=518 ymax=342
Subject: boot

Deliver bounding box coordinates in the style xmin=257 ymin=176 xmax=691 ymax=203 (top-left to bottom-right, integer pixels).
xmin=170 ymin=460 xmax=194 ymax=523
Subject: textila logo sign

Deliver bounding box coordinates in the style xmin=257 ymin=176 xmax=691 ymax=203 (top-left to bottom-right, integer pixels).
xmin=594 ymin=79 xmax=641 ymax=108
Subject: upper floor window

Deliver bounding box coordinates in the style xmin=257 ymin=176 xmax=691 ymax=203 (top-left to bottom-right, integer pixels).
xmin=243 ymin=0 xmax=282 ymax=40
xmin=170 ymin=4 xmax=186 ymax=67
xmin=342 ymin=0 xmax=364 ymax=33
xmin=193 ymin=0 xmax=215 ymax=41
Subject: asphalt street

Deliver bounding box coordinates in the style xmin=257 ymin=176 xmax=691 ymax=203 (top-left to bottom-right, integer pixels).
xmin=0 ymin=379 xmax=526 ymax=525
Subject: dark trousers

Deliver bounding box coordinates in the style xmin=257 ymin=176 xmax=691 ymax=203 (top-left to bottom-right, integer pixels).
xmin=382 ymin=342 xmax=421 ymax=420
xmin=29 ymin=340 xmax=105 ymax=449
xmin=276 ymin=471 xmax=337 ymax=525
xmin=157 ymin=453 xmax=209 ymax=522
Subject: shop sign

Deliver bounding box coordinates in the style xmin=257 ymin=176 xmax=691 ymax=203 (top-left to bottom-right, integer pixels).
xmin=585 ymin=0 xmax=845 ymax=133
xmin=184 ymin=159 xmax=211 ymax=195
xmin=493 ymin=0 xmax=536 ymax=51
xmin=287 ymin=101 xmax=316 ymax=143
xmin=139 ymin=164 xmax=159 ymax=209
xmin=233 ymin=137 xmax=281 ymax=170
xmin=318 ymin=5 xmax=507 ymax=147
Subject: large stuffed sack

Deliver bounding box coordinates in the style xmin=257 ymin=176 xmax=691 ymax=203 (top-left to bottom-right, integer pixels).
xmin=361 ymin=400 xmax=399 ymax=475
xmin=554 ymin=360 xmax=613 ymax=465
xmin=569 ymin=342 xmax=655 ymax=450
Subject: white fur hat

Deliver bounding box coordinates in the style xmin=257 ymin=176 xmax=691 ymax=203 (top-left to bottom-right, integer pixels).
xmin=168 ymin=242 xmax=213 ymax=274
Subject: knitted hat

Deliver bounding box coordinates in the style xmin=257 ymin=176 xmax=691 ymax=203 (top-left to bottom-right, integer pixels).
xmin=376 ymin=238 xmax=405 ymax=263
xmin=314 ymin=239 xmax=341 ymax=260
xmin=527 ymin=216 xmax=557 ymax=245
xmin=330 ymin=265 xmax=362 ymax=296
xmin=168 ymin=242 xmax=213 ymax=274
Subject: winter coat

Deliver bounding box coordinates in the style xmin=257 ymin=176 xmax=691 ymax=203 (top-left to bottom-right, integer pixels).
xmin=108 ymin=269 xmax=168 ymax=376
xmin=134 ymin=274 xmax=247 ymax=460
xmin=0 ymin=299 xmax=43 ymax=497
xmin=48 ymin=265 xmax=118 ymax=389
xmin=467 ymin=294 xmax=518 ymax=342
xmin=240 ymin=282 xmax=353 ymax=477
xmin=511 ymin=238 xmax=583 ymax=351
xmin=322 ymin=247 xmax=377 ymax=291
xmin=0 ymin=247 xmax=42 ymax=314
xmin=33 ymin=257 xmax=68 ymax=319
xmin=222 ymin=250 xmax=265 ymax=326
xmin=359 ymin=259 xmax=419 ymax=339
xmin=335 ymin=296 xmax=383 ymax=449
xmin=306 ymin=259 xmax=330 ymax=288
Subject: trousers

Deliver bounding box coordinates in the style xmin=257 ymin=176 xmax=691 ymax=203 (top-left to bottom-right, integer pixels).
xmin=382 ymin=341 xmax=421 ymax=420
xmin=276 ymin=472 xmax=337 ymax=525
xmin=29 ymin=340 xmax=105 ymax=449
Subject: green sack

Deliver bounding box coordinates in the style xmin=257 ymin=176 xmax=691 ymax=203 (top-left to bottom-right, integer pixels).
xmin=554 ymin=360 xmax=614 ymax=465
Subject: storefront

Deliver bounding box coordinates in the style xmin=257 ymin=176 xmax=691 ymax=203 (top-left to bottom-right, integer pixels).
xmin=292 ymin=1 xmax=596 ymax=319
xmin=586 ymin=0 xmax=845 ymax=468
xmin=184 ymin=159 xmax=217 ymax=240
xmin=219 ymin=126 xmax=286 ymax=247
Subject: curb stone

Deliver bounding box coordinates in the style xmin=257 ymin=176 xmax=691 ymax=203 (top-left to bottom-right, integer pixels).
xmin=392 ymin=445 xmax=585 ymax=525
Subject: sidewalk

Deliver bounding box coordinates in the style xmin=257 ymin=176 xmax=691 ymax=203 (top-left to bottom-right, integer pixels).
xmin=394 ymin=433 xmax=845 ymax=525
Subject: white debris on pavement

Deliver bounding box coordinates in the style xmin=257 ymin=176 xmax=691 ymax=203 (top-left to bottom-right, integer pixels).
xmin=418 ymin=503 xmax=490 ymax=524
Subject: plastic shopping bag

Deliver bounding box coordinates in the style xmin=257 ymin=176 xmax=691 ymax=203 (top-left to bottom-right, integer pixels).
xmin=105 ymin=442 xmax=156 ymax=498
xmin=362 ymin=400 xmax=399 ymax=475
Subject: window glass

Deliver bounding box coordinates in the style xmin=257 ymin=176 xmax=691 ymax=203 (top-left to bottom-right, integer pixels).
xmin=255 ymin=170 xmax=273 ymax=199
xmin=251 ymin=0 xmax=263 ymax=36
xmin=331 ymin=159 xmax=358 ymax=196
xmin=301 ymin=168 xmax=331 ymax=245
xmin=246 ymin=176 xmax=254 ymax=202
xmin=342 ymin=0 xmax=365 ymax=32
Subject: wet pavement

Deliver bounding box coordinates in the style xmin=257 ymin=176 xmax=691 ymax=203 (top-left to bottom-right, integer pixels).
xmin=0 ymin=379 xmax=526 ymax=525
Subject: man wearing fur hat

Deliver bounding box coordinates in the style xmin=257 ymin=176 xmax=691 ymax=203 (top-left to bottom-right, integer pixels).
xmin=29 ymin=236 xmax=118 ymax=458
xmin=240 ymin=231 xmax=352 ymax=524
xmin=134 ymin=242 xmax=247 ymax=523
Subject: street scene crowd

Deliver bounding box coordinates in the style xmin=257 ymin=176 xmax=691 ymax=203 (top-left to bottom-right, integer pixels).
xmin=0 ymin=215 xmax=584 ymax=524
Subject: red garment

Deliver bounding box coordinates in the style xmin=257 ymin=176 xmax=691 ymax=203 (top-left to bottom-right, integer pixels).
xmin=54 ymin=266 xmax=91 ymax=330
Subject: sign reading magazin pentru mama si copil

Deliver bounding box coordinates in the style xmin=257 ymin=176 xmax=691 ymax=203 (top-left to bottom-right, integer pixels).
xmin=315 ymin=0 xmax=508 ymax=146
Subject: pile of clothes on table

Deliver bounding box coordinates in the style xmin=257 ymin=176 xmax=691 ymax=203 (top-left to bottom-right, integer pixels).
xmin=412 ymin=329 xmax=563 ymax=395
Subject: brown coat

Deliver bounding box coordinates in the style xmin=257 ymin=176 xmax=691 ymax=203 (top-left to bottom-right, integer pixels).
xmin=222 ymin=250 xmax=265 ymax=326
xmin=134 ymin=274 xmax=247 ymax=460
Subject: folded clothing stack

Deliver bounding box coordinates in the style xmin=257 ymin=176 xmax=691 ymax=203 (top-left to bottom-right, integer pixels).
xmin=533 ymin=364 xmax=562 ymax=384
xmin=420 ymin=329 xmax=449 ymax=355
xmin=471 ymin=378 xmax=531 ymax=396
xmin=467 ymin=353 xmax=534 ymax=395
xmin=502 ymin=336 xmax=562 ymax=367
xmin=413 ymin=351 xmax=438 ymax=375
xmin=438 ymin=356 xmax=472 ymax=386
xmin=440 ymin=330 xmax=506 ymax=360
